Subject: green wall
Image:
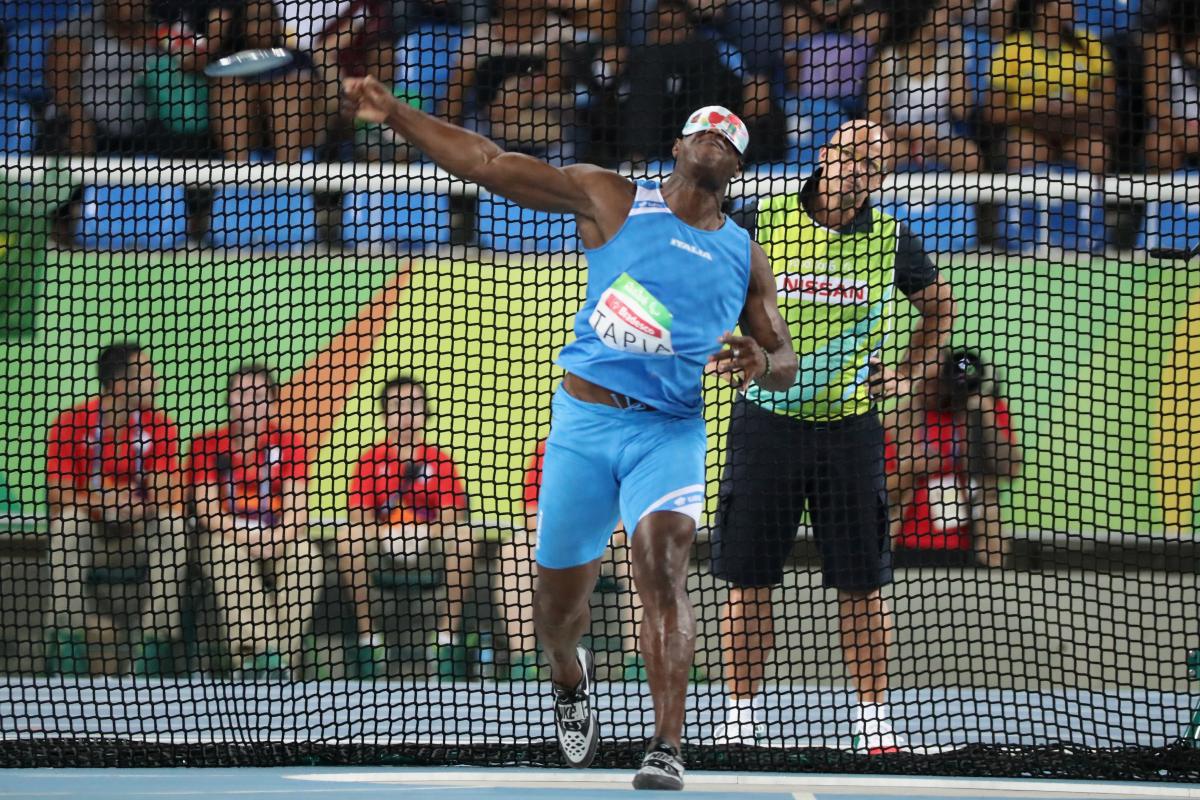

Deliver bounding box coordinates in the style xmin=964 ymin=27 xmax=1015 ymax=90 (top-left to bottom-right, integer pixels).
xmin=2 ymin=248 xmax=1196 ymax=533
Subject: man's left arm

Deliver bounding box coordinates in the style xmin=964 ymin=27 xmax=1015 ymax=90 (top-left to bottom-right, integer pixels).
xmin=710 ymin=241 xmax=798 ymax=393
xmin=967 ymin=397 xmax=1024 ymax=480
xmin=874 ymin=228 xmax=957 ymax=397
xmin=277 ymin=478 xmax=309 ymax=542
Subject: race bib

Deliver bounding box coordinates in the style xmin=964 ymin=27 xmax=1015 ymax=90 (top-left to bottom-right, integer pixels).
xmin=589 ymin=273 xmax=675 ymax=356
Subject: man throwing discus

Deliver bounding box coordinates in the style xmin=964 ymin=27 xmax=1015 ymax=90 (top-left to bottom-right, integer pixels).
xmin=343 ymin=77 xmax=797 ymax=790
xmin=711 ymin=119 xmax=957 ymax=753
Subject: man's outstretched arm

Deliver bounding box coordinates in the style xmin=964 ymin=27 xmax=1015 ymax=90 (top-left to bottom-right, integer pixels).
xmin=343 ymin=76 xmax=620 ymax=220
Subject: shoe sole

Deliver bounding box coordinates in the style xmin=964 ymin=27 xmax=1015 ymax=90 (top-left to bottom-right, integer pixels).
xmin=632 ymin=772 xmax=683 ymax=791
xmin=557 ymin=646 xmax=599 ymax=769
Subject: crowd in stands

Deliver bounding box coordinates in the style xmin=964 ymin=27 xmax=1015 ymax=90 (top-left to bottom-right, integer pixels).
xmin=0 ymin=0 xmax=1197 ymax=174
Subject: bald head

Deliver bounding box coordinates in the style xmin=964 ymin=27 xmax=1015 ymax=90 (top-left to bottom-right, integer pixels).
xmin=815 ymin=119 xmax=896 ymax=215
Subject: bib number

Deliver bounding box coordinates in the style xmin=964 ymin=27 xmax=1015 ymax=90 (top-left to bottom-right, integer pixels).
xmin=589 ymin=273 xmax=675 ymax=356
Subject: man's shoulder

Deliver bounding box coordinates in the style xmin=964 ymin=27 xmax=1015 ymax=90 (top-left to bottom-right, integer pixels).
xmin=348 ymin=441 xmax=388 ymax=471
xmin=418 ymin=443 xmax=462 ymax=471
xmin=188 ymin=425 xmax=230 ymax=453
xmin=144 ymin=408 xmax=180 ymax=432
xmin=269 ymin=427 xmax=306 ymax=450
xmin=51 ymin=397 xmax=98 ymax=429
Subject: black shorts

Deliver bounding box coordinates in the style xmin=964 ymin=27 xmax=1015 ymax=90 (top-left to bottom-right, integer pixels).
xmin=710 ymin=397 xmax=893 ymax=591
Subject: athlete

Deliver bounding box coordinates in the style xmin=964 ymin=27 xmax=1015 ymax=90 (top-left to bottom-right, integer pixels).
xmin=343 ymin=76 xmax=797 ymax=790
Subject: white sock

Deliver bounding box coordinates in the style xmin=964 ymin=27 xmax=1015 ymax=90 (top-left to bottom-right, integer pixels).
xmin=857 ymin=702 xmax=890 ymax=732
xmin=437 ymin=631 xmax=455 ymax=646
xmin=359 ymin=632 xmax=384 ymax=648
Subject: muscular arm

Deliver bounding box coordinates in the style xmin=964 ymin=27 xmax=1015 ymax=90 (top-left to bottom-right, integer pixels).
xmin=738 ymin=242 xmax=797 ymax=392
xmin=195 ymin=482 xmax=245 ymax=542
xmin=277 ymin=478 xmax=308 ymax=539
xmin=344 ymin=75 xmax=632 ymax=238
xmin=898 ymin=274 xmax=956 ymax=385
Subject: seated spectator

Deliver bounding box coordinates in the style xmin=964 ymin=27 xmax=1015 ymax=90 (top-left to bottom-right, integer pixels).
xmin=783 ymin=0 xmax=875 ymax=101
xmin=625 ymin=0 xmax=786 ymax=101
xmin=864 ymin=0 xmax=983 ymax=171
xmin=272 ymin=0 xmax=397 ymax=153
xmin=476 ymin=44 xmax=581 ymax=161
xmin=189 ymin=364 xmax=322 ymax=676
xmin=44 ymin=343 xmax=190 ymax=673
xmin=983 ymin=0 xmax=1117 ymax=174
xmin=441 ymin=0 xmax=578 ymax=126
xmin=150 ymin=0 xmax=328 ymax=161
xmin=502 ymin=437 xmax=639 ymax=678
xmin=335 ymin=376 xmax=472 ymax=672
xmin=813 ymin=0 xmax=893 ymax=48
xmin=618 ymin=0 xmax=786 ymax=162
xmin=1144 ymin=14 xmax=1200 ymax=171
xmin=884 ymin=349 xmax=1023 ymax=568
xmin=45 ymin=0 xmax=213 ymax=156
xmin=621 ymin=0 xmax=744 ymax=161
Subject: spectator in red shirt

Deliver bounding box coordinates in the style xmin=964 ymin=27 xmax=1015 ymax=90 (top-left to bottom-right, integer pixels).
xmin=884 ymin=349 xmax=1023 ymax=568
xmin=44 ymin=342 xmax=190 ymax=672
xmin=188 ymin=364 xmax=322 ymax=675
xmin=336 ymin=376 xmax=470 ymax=667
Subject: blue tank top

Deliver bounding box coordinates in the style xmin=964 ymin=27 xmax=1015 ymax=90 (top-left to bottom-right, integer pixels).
xmin=556 ymin=180 xmax=752 ymax=418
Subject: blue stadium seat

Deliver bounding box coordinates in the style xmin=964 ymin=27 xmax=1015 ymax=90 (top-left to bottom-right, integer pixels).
xmin=3 ymin=22 xmax=52 ymax=105
xmin=1 ymin=0 xmax=83 ymax=25
xmin=885 ymin=201 xmax=978 ymax=253
xmin=477 ymin=194 xmax=578 ymax=254
xmin=75 ymin=185 xmax=188 ymax=250
xmin=395 ymin=24 xmax=463 ymax=113
xmin=209 ymin=188 xmax=316 ymax=250
xmin=1145 ymin=198 xmax=1200 ymax=254
xmin=962 ymin=31 xmax=995 ymax=108
xmin=785 ymin=96 xmax=849 ymax=170
xmin=341 ymin=191 xmax=450 ymax=248
xmin=1077 ymin=0 xmax=1137 ymax=36
xmin=0 ymin=99 xmax=36 ymax=155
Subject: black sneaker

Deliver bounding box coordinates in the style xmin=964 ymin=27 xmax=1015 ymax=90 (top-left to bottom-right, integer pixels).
xmin=553 ymin=645 xmax=599 ymax=768
xmin=632 ymin=737 xmax=685 ymax=791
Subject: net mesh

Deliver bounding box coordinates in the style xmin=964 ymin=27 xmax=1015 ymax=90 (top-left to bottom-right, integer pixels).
xmin=1 ymin=0 xmax=1200 ymax=784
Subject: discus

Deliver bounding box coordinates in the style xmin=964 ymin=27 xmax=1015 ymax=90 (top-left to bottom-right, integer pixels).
xmin=203 ymin=47 xmax=295 ymax=78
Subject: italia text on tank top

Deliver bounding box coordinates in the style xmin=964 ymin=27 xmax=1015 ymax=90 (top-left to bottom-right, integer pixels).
xmin=556 ymin=180 xmax=752 ymax=418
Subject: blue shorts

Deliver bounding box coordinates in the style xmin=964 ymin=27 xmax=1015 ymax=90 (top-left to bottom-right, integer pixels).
xmin=535 ymin=386 xmax=707 ymax=570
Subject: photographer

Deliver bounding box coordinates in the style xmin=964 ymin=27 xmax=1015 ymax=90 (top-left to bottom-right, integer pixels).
xmin=884 ymin=348 xmax=1023 ymax=568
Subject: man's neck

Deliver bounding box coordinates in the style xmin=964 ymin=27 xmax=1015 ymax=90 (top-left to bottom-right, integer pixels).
xmin=230 ymin=424 xmax=265 ymax=453
xmin=98 ymin=394 xmax=130 ymax=428
xmin=390 ymin=436 xmax=419 ymax=459
xmin=661 ymin=174 xmax=726 ymax=231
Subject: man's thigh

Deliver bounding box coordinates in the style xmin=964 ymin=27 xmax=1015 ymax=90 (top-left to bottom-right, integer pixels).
xmin=807 ymin=415 xmax=893 ymax=593
xmin=710 ymin=399 xmax=808 ymax=589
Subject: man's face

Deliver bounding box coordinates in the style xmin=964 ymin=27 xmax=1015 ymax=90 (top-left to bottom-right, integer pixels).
xmin=228 ymin=374 xmax=277 ymax=434
xmin=818 ymin=122 xmax=894 ymax=209
xmin=673 ymin=130 xmax=742 ymax=188
xmin=112 ymin=352 xmax=159 ymax=412
xmin=383 ymin=384 xmax=427 ymax=446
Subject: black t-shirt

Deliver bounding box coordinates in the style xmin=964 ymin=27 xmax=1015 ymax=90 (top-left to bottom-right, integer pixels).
xmin=622 ymin=37 xmax=744 ymax=160
xmin=732 ymin=174 xmax=939 ymax=297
